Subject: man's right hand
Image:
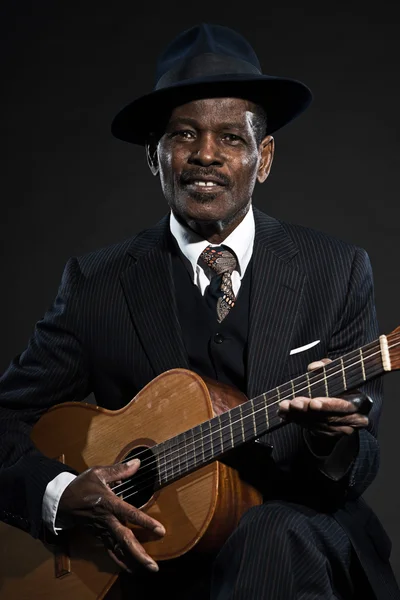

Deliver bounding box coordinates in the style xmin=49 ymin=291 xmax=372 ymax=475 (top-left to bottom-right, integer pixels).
xmin=57 ymin=458 xmax=165 ymax=573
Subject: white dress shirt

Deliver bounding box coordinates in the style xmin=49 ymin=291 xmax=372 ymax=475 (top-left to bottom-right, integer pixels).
xmin=170 ymin=205 xmax=255 ymax=296
xmin=42 ymin=206 xmax=256 ymax=533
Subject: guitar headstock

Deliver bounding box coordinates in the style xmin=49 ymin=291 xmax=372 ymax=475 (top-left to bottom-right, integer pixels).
xmin=387 ymin=326 xmax=400 ymax=371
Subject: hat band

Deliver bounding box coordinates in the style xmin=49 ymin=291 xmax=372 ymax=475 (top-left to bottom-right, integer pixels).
xmin=155 ymin=52 xmax=262 ymax=90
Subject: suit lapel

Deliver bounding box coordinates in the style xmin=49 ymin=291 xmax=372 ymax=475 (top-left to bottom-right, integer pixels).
xmin=120 ymin=216 xmax=189 ymax=376
xmin=247 ymin=210 xmax=306 ymax=398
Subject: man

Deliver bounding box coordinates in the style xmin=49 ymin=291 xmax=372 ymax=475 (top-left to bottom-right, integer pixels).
xmin=0 ymin=23 xmax=399 ymax=599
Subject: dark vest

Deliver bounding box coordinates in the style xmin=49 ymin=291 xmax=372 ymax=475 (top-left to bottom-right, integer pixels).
xmin=172 ymin=246 xmax=251 ymax=393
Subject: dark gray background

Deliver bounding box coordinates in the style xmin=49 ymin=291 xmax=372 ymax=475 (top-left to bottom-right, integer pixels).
xmin=1 ymin=0 xmax=399 ymax=583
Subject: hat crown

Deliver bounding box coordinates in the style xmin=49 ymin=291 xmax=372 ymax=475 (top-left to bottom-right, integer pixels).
xmin=155 ymin=23 xmax=262 ymax=87
xmin=111 ymin=23 xmax=312 ymax=145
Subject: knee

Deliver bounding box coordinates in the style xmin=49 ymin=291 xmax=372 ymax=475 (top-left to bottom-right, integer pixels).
xmin=238 ymin=501 xmax=315 ymax=542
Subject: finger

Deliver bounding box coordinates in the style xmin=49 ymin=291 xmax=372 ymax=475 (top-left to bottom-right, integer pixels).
xmin=307 ymin=358 xmax=332 ymax=371
xmin=281 ymin=396 xmax=363 ymax=415
xmin=109 ymin=515 xmax=159 ymax=572
xmin=310 ymin=424 xmax=355 ymax=436
xmin=325 ymin=414 xmax=369 ymax=428
xmin=307 ymin=410 xmax=369 ymax=430
xmin=308 ymin=397 xmax=360 ymax=414
xmin=312 ymin=414 xmax=369 ymax=434
xmin=111 ymin=495 xmax=166 ymax=537
xmin=279 ymin=399 xmax=369 ymax=429
xmin=279 ymin=397 xmax=311 ymax=412
xmin=107 ymin=547 xmax=132 ymax=574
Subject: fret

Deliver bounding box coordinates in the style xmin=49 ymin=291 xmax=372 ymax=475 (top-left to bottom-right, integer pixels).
xmin=263 ymin=393 xmax=269 ymax=429
xmin=253 ymin=394 xmax=269 ymax=436
xmin=238 ymin=404 xmax=246 ymax=443
xmin=204 ymin=419 xmax=213 ymax=461
xmin=176 ymin=436 xmax=183 ymax=478
xmin=359 ymin=348 xmax=366 ymax=381
xmin=220 ymin=410 xmax=234 ymax=451
xmin=166 ymin=438 xmax=174 ymax=482
xmin=340 ymin=357 xmax=347 ymax=391
xmin=251 ymin=400 xmax=257 ymax=438
xmin=306 ymin=372 xmax=312 ymax=397
xmin=180 ymin=431 xmax=187 ymax=476
xmin=291 ymin=380 xmax=296 ymax=399
xmin=200 ymin=422 xmax=206 ymax=464
xmin=215 ymin=414 xmax=224 ymax=456
xmin=230 ymin=405 xmax=244 ymax=447
xmin=156 ymin=445 xmax=166 ymax=487
xmin=339 ymin=348 xmax=363 ymax=391
xmin=229 ymin=410 xmax=236 ymax=449
xmin=261 ymin=393 xmax=282 ymax=431
xmin=275 ymin=383 xmax=287 ymax=403
xmin=323 ymin=365 xmax=329 ymax=396
xmin=188 ymin=427 xmax=196 ymax=469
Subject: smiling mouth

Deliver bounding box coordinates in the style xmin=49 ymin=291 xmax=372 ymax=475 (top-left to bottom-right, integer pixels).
xmin=184 ymin=180 xmax=226 ymax=191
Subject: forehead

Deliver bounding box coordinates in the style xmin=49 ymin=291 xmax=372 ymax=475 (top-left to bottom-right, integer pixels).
xmin=168 ymin=97 xmax=257 ymax=128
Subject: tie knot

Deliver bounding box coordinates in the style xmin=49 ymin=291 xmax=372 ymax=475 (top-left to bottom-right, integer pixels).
xmin=199 ymin=245 xmax=237 ymax=276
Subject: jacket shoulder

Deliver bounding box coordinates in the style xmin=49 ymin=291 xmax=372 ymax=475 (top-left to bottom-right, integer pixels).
xmin=73 ymin=215 xmax=169 ymax=278
xmin=278 ymin=219 xmax=360 ymax=255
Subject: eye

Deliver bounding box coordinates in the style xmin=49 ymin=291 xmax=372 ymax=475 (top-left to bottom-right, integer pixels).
xmin=222 ymin=133 xmax=243 ymax=145
xmin=171 ymin=130 xmax=196 ymax=140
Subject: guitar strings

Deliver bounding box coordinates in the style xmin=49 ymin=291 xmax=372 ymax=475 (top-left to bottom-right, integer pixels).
xmin=113 ymin=354 xmax=382 ymax=501
xmin=114 ymin=358 xmax=384 ymax=504
xmin=111 ymin=341 xmax=389 ymax=499
xmin=111 ymin=339 xmax=391 ymax=500
xmin=110 ymin=339 xmax=398 ymax=501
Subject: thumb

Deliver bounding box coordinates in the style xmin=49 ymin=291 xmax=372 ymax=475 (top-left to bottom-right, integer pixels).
xmin=102 ymin=458 xmax=141 ymax=485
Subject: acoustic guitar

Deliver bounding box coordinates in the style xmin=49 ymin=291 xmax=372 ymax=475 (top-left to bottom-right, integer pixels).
xmin=0 ymin=328 xmax=399 ymax=600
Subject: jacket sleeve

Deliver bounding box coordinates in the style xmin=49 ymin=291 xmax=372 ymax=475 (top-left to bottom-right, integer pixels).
xmin=0 ymin=257 xmax=90 ymax=537
xmin=307 ymin=246 xmax=382 ymax=497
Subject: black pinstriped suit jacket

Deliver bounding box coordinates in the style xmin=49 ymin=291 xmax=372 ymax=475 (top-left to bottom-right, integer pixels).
xmin=0 ymin=208 xmax=397 ymax=596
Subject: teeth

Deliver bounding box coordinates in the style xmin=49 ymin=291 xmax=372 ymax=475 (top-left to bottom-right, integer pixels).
xmin=193 ymin=181 xmax=218 ymax=187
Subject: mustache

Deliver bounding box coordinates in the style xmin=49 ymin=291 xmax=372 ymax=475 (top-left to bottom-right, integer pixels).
xmin=179 ymin=169 xmax=230 ymax=187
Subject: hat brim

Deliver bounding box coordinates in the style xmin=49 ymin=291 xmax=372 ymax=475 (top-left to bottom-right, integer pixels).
xmin=111 ymin=74 xmax=313 ymax=146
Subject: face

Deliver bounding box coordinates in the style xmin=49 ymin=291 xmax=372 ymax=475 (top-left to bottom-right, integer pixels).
xmin=148 ymin=97 xmax=274 ymax=239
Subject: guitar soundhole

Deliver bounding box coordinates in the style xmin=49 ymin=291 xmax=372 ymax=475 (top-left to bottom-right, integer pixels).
xmin=120 ymin=446 xmax=157 ymax=509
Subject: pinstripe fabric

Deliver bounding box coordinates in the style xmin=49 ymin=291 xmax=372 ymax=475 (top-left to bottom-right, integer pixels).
xmin=211 ymin=502 xmax=355 ymax=600
xmin=0 ymin=209 xmax=398 ymax=598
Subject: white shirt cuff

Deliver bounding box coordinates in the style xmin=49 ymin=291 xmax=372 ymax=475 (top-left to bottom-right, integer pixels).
xmin=42 ymin=472 xmax=77 ymax=534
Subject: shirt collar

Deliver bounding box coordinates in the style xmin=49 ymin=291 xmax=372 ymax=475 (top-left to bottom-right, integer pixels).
xmin=170 ymin=206 xmax=255 ymax=281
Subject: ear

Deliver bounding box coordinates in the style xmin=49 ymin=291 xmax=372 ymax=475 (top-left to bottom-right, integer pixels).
xmin=257 ymin=135 xmax=275 ymax=183
xmin=146 ymin=138 xmax=159 ymax=176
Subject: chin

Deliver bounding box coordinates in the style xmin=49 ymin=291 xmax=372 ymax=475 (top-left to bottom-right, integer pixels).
xmin=186 ymin=189 xmax=223 ymax=204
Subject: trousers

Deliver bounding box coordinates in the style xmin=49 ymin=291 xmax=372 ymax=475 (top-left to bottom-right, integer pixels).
xmin=115 ymin=501 xmax=375 ymax=599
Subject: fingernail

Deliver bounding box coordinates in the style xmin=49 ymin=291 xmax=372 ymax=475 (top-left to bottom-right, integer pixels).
xmin=308 ymin=361 xmax=324 ymax=370
xmin=154 ymin=525 xmax=166 ymax=536
xmin=127 ymin=458 xmax=140 ymax=467
xmin=148 ymin=562 xmax=159 ymax=572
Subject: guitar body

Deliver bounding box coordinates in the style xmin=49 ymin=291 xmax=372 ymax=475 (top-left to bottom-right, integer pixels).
xmin=0 ymin=369 xmax=262 ymax=600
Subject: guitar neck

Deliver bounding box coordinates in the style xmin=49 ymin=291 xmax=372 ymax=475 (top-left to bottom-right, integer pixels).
xmin=154 ymin=336 xmax=390 ymax=488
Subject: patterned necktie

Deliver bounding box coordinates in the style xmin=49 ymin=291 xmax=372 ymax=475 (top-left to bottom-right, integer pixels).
xmin=199 ymin=245 xmax=237 ymax=322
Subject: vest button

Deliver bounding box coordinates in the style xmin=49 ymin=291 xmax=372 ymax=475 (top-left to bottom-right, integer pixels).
xmin=214 ymin=333 xmax=224 ymax=344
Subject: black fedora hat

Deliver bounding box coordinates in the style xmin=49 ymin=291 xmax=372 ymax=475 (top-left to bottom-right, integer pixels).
xmin=111 ymin=23 xmax=313 ymax=146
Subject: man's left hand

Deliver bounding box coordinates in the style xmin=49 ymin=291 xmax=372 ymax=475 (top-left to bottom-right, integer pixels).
xmin=278 ymin=359 xmax=369 ymax=437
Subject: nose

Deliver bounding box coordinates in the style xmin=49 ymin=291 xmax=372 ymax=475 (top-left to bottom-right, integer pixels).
xmin=188 ymin=132 xmax=223 ymax=167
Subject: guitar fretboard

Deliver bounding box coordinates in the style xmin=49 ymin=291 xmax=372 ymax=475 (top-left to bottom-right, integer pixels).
xmin=153 ymin=338 xmax=385 ymax=488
